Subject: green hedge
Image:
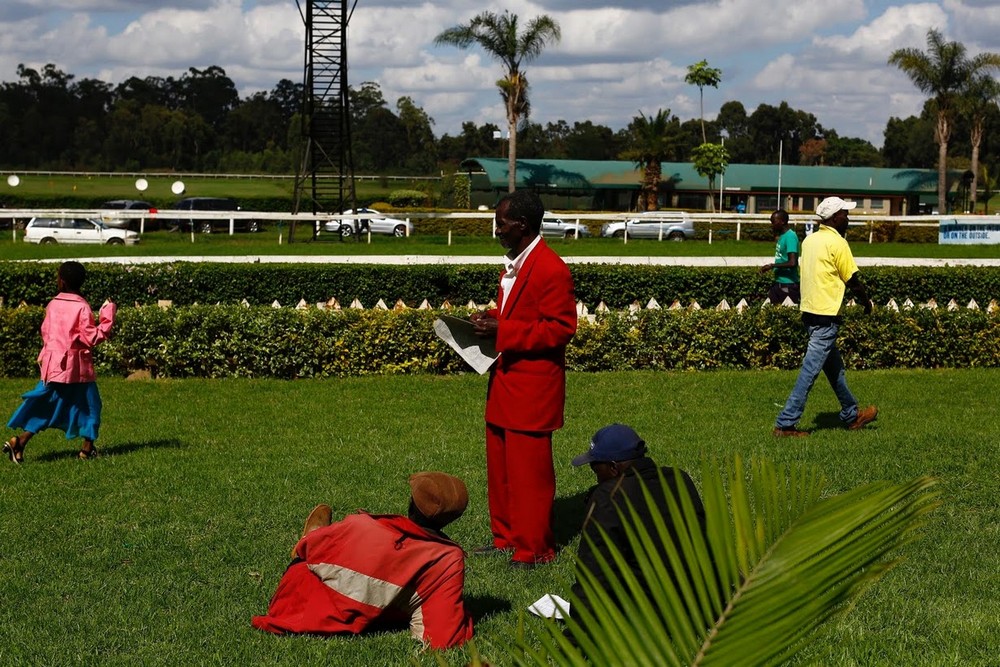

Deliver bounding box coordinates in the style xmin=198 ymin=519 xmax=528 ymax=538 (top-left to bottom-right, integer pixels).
xmin=3 ymin=263 xmax=1000 ymax=311
xmin=2 ymin=305 xmax=999 ymax=379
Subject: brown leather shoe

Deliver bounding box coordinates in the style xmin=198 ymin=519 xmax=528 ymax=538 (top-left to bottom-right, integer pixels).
xmin=848 ymin=405 xmax=878 ymax=430
xmin=292 ymin=504 xmax=333 ymax=559
xmin=301 ymin=504 xmax=332 ymax=539
xmin=773 ymin=427 xmax=809 ymax=437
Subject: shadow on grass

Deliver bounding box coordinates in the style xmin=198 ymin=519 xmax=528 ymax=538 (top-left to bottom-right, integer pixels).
xmin=553 ymin=490 xmax=588 ymax=553
xmin=812 ymin=411 xmax=878 ymax=432
xmin=33 ymin=438 xmax=183 ymax=462
xmin=465 ymin=593 xmax=514 ymax=622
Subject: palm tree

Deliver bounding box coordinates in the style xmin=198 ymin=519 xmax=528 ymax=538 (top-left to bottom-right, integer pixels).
xmin=435 ymin=11 xmax=561 ymax=193
xmin=620 ymin=109 xmax=679 ymax=211
xmin=684 ymin=60 xmax=722 ymax=144
xmin=959 ymin=74 xmax=1000 ymax=212
xmin=503 ymin=456 xmax=938 ymax=666
xmin=980 ymin=162 xmax=999 ymax=214
xmin=888 ymin=29 xmax=1000 ymax=214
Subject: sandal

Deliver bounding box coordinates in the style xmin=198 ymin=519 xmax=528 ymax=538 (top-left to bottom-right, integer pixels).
xmin=4 ymin=436 xmax=24 ymax=465
xmin=78 ymin=444 xmax=99 ymax=460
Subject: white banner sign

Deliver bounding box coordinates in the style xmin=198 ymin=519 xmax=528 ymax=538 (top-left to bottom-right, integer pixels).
xmin=938 ymin=217 xmax=1000 ymax=244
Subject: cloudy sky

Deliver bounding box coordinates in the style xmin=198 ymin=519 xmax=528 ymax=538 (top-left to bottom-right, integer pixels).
xmin=2 ymin=0 xmax=999 ymax=147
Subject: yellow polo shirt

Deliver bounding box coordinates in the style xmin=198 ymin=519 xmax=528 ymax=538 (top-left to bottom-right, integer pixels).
xmin=799 ymin=224 xmax=859 ymax=316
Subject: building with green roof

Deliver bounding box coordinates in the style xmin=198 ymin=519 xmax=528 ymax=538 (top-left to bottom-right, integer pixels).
xmin=458 ymin=157 xmax=955 ymax=215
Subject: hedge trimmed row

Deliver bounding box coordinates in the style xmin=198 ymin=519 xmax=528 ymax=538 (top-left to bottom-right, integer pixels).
xmin=2 ymin=305 xmax=998 ymax=379
xmin=3 ymin=263 xmax=1000 ymax=311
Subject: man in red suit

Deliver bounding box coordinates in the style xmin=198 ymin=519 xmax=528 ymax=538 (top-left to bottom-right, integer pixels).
xmin=252 ymin=472 xmax=474 ymax=649
xmin=470 ymin=190 xmax=577 ymax=568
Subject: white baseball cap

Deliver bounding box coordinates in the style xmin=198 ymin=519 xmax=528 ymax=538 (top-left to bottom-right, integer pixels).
xmin=816 ymin=196 xmax=857 ymax=220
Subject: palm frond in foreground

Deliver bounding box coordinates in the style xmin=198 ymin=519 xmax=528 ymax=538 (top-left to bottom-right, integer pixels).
xmin=512 ymin=455 xmax=938 ymax=666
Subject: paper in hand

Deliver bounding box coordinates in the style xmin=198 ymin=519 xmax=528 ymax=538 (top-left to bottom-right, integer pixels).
xmin=433 ymin=314 xmax=499 ymax=375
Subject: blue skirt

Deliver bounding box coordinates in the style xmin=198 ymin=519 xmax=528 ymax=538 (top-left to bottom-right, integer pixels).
xmin=7 ymin=381 xmax=103 ymax=441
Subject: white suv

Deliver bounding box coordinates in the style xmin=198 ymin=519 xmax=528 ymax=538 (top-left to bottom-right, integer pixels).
xmin=601 ymin=211 xmax=695 ymax=240
xmin=24 ymin=217 xmax=139 ymax=245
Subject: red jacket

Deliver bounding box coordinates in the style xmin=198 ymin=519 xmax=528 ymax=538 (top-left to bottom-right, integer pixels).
xmin=485 ymin=239 xmax=577 ymax=432
xmin=38 ymin=293 xmax=116 ymax=384
xmin=252 ymin=513 xmax=473 ymax=649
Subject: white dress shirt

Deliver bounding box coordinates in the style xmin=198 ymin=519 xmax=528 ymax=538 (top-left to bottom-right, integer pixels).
xmin=500 ymin=235 xmax=541 ymax=314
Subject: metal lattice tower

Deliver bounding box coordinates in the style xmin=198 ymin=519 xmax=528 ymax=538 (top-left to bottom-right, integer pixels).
xmin=292 ymin=0 xmax=357 ymax=239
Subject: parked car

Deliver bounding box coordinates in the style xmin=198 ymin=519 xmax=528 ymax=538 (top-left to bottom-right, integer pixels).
xmin=24 ymin=217 xmax=140 ymax=245
xmin=323 ymin=208 xmax=413 ymax=237
xmin=601 ymin=211 xmax=695 ymax=240
xmin=100 ymin=200 xmax=158 ymax=231
xmin=541 ymin=212 xmax=591 ymax=238
xmin=163 ymin=197 xmax=261 ymax=233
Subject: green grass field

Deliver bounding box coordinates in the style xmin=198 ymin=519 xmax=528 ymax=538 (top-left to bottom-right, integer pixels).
xmin=0 ymin=173 xmax=432 ymax=204
xmin=1 ymin=370 xmax=997 ymax=665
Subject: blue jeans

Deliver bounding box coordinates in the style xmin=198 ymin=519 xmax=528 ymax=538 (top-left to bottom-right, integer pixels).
xmin=775 ymin=322 xmax=858 ymax=429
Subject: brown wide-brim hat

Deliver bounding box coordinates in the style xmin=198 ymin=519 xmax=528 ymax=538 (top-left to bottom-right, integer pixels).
xmin=409 ymin=472 xmax=469 ymax=526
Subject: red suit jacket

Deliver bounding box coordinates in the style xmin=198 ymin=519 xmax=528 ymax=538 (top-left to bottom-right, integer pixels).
xmin=252 ymin=513 xmax=473 ymax=649
xmin=485 ymin=238 xmax=577 ymax=432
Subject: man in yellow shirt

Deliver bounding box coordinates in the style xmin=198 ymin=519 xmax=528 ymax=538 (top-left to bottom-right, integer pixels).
xmin=774 ymin=197 xmax=878 ymax=436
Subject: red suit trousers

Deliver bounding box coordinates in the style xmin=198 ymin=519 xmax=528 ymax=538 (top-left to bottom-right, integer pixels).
xmin=485 ymin=424 xmax=556 ymax=563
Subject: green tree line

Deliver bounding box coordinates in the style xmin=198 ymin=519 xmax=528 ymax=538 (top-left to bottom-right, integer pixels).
xmin=1 ymin=62 xmax=999 ymax=178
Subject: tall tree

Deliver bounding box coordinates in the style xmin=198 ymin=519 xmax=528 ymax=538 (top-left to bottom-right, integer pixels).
xmin=747 ymin=102 xmax=821 ymax=167
xmin=685 ymin=59 xmax=722 ymax=144
xmin=716 ymin=100 xmax=753 ymax=163
xmin=396 ymin=96 xmax=437 ymax=174
xmin=620 ymin=109 xmax=680 ymax=211
xmin=438 ymin=121 xmax=501 ymax=163
xmin=881 ymin=113 xmax=936 ymax=168
xmin=435 ymin=10 xmax=561 ymax=192
xmin=959 ymin=74 xmax=1000 ymax=212
xmin=691 ymin=142 xmax=729 ymax=212
xmin=565 ymin=120 xmax=623 ymax=160
xmin=268 ymin=79 xmax=302 ymax=121
xmin=179 ymin=66 xmax=239 ymax=132
xmin=889 ymin=29 xmax=1000 ymax=213
xmin=824 ymin=134 xmax=883 ymax=167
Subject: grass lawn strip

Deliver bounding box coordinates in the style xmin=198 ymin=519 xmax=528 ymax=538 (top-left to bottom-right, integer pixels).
xmin=0 ymin=369 xmax=996 ymax=665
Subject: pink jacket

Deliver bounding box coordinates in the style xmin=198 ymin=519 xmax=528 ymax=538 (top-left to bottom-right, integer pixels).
xmin=38 ymin=293 xmax=116 ymax=384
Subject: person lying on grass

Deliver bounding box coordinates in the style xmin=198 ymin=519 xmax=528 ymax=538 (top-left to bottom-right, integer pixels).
xmin=252 ymin=471 xmax=474 ymax=649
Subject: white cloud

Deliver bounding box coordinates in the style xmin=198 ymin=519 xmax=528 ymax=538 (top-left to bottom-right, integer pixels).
xmin=813 ymin=3 xmax=951 ymax=63
xmin=946 ymin=0 xmax=1000 ymax=52
xmin=3 ymin=0 xmax=1000 ymax=149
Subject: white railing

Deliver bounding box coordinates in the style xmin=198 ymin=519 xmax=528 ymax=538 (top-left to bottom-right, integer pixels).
xmin=0 ymin=208 xmax=980 ymax=244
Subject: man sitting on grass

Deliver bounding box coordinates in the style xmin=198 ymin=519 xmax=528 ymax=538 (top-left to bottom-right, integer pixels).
xmin=252 ymin=472 xmax=474 ymax=649
xmin=568 ymin=424 xmax=712 ymax=624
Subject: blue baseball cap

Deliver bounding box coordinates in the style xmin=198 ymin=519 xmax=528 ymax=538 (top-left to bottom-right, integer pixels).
xmin=571 ymin=424 xmax=647 ymax=466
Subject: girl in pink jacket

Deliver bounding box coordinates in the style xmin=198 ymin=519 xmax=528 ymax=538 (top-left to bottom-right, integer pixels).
xmin=5 ymin=261 xmax=116 ymax=464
